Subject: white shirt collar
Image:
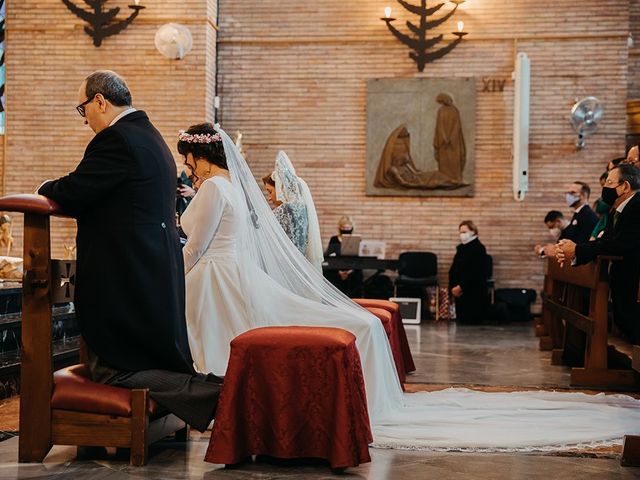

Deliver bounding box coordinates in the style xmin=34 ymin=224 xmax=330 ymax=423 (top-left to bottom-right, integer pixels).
xmin=616 ymin=191 xmax=637 ymax=213
xmin=109 ymin=107 xmax=137 ymax=127
xmin=574 ymin=203 xmax=586 ymax=213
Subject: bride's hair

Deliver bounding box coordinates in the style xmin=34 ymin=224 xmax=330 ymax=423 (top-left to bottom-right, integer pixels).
xmin=177 ymin=123 xmax=228 ymax=170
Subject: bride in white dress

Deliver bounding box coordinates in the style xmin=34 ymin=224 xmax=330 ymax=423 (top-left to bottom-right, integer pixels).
xmin=178 ymin=122 xmax=640 ymax=452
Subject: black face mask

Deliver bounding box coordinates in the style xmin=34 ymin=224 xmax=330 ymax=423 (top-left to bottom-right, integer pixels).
xmin=601 ymin=184 xmax=622 ymax=206
xmin=340 ymin=229 xmax=353 ymax=235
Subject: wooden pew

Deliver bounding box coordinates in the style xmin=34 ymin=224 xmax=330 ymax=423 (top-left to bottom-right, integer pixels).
xmin=0 ymin=194 xmax=187 ymax=466
xmin=541 ymin=256 xmax=639 ymax=390
xmin=621 ymin=345 xmax=640 ymax=467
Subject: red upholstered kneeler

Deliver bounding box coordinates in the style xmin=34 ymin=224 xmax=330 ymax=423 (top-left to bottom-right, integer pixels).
xmin=365 ymin=307 xmax=406 ymax=386
xmin=353 ymin=299 xmax=416 ymax=374
xmin=49 ymin=364 xmax=188 ymax=466
xmin=205 ymin=326 xmax=372 ymax=469
xmin=52 ymin=365 xmax=161 ymax=417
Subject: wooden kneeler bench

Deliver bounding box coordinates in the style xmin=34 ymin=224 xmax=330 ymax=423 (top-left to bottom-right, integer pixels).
xmin=0 ymin=194 xmax=188 ymax=466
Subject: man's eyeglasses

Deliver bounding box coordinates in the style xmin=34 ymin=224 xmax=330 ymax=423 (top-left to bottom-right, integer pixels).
xmin=76 ymin=95 xmax=96 ymax=117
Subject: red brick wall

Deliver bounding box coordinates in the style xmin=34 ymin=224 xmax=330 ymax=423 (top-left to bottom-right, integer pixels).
xmin=3 ymin=0 xmax=217 ymax=256
xmin=216 ymin=0 xmax=629 ymax=290
xmin=0 ymin=0 xmax=631 ymax=294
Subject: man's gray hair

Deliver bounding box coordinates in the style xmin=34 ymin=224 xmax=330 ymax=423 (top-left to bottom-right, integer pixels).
xmin=84 ymin=70 xmax=132 ymax=107
xmin=615 ymin=163 xmax=640 ymax=190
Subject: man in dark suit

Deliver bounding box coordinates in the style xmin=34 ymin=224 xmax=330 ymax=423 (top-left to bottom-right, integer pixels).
xmin=38 ymin=70 xmax=220 ymax=432
xmin=557 ymin=164 xmax=640 ymax=343
xmin=562 ymin=181 xmax=599 ymax=244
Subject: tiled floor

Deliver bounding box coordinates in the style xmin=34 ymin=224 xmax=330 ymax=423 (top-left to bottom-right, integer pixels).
xmin=0 ymin=434 xmax=638 ymax=479
xmin=0 ymin=322 xmax=637 ymax=479
xmin=406 ymin=322 xmax=572 ymax=388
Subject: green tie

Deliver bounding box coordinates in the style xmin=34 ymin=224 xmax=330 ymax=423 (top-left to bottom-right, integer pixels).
xmin=613 ymin=211 xmax=620 ymax=227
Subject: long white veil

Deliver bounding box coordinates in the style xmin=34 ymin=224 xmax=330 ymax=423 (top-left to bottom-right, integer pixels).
xmin=216 ymin=126 xmax=369 ymax=314
xmin=213 ymin=125 xmax=640 ymax=452
xmin=272 ymin=151 xmax=324 ymax=271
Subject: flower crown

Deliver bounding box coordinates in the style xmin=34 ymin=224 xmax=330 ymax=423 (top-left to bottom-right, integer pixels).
xmin=178 ymin=130 xmax=222 ymax=144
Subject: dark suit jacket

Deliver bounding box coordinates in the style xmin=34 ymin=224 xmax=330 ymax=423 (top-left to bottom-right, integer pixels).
xmin=574 ymin=192 xmax=640 ymax=341
xmin=562 ymin=204 xmax=599 ymax=244
xmin=39 ymin=111 xmax=194 ymax=374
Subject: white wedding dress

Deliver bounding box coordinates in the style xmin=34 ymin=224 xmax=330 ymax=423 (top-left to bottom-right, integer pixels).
xmin=182 ymin=128 xmax=640 ymax=452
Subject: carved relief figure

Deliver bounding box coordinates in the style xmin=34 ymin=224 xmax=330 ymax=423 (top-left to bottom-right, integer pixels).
xmin=433 ymin=92 xmax=466 ymax=184
xmin=374 ymin=125 xmax=459 ymax=190
xmin=0 ymin=214 xmax=13 ymax=255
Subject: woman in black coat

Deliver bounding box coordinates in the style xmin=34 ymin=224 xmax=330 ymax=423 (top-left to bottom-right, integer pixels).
xmin=449 ymin=220 xmax=490 ymax=324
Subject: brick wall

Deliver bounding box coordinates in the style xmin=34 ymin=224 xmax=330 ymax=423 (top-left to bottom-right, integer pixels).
xmin=216 ymin=0 xmax=629 ymax=290
xmin=3 ymin=0 xmax=217 ymax=256
xmin=1 ymin=0 xmax=631 ymax=294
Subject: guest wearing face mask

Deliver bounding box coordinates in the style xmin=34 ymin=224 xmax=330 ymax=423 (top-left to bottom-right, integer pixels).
xmin=449 ymin=220 xmax=490 ymax=324
xmin=556 ymin=164 xmax=640 ymax=343
xmin=562 ymin=181 xmax=599 ymax=244
xmin=324 ymin=216 xmax=364 ymax=297
xmin=326 ymin=216 xmax=355 ymax=256
xmin=534 ymin=210 xmax=570 ymax=258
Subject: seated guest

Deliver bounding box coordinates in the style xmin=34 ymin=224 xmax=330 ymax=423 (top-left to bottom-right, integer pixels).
xmin=625 ymin=144 xmax=640 ymax=167
xmin=562 ymin=181 xmax=599 ymax=244
xmin=534 ymin=210 xmax=570 ymax=258
xmin=38 ymin=70 xmax=221 ymax=433
xmin=324 ymin=216 xmax=363 ymax=297
xmin=556 ymin=164 xmax=640 ymax=344
xmin=591 ymin=165 xmax=623 ymax=240
xmin=607 ymin=156 xmax=625 ymax=172
xmin=326 ymin=215 xmax=354 ymax=256
xmin=449 ymin=220 xmax=490 ymax=324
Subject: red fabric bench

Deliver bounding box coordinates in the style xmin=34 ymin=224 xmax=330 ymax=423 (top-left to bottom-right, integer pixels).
xmin=205 ymin=326 xmax=372 ymax=470
xmin=354 ymin=298 xmax=416 ymax=375
xmin=364 ymin=307 xmax=406 ymax=385
xmin=52 ymin=365 xmax=160 ymax=417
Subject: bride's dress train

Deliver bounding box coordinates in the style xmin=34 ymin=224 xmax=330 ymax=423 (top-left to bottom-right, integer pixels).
xmin=182 ymin=128 xmax=640 ymax=452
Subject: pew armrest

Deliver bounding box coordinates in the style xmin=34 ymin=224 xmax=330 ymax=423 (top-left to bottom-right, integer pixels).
xmin=0 ymin=194 xmax=67 ymax=217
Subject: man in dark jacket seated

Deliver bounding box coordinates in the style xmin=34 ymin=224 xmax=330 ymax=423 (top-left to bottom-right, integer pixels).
xmin=556 ymin=164 xmax=640 ymax=344
xmin=562 ymin=181 xmax=599 ymax=244
xmin=38 ymin=70 xmax=220 ymax=432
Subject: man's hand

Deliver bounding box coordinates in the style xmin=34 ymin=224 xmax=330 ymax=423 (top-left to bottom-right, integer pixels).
xmin=534 ymin=244 xmax=557 ymax=258
xmin=451 ymin=285 xmax=463 ymax=298
xmin=555 ymin=239 xmax=576 ymax=268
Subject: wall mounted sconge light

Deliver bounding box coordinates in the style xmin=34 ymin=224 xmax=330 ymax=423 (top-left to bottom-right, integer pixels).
xmin=381 ymin=0 xmax=468 ymax=72
xmin=61 ymin=0 xmax=145 ymax=47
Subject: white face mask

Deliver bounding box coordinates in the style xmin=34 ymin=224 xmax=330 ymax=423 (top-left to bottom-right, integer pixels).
xmin=565 ymin=193 xmax=580 ymax=207
xmin=549 ymin=227 xmax=561 ymax=239
xmin=459 ymin=232 xmax=475 ymax=244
